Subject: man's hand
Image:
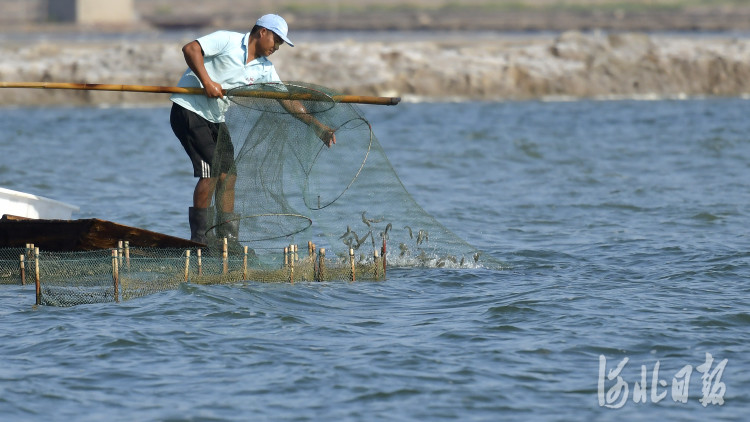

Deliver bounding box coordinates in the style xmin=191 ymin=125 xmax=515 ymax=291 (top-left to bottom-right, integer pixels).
xmin=203 ymin=80 xmax=224 ymax=98
xmin=315 ymin=124 xmax=336 ymax=148
xmin=182 ymin=40 xmax=224 ymax=99
xmin=278 ymin=99 xmax=337 ymax=147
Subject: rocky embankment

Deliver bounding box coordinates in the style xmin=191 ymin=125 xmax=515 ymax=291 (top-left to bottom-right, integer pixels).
xmin=2 ymin=31 xmax=750 ymax=105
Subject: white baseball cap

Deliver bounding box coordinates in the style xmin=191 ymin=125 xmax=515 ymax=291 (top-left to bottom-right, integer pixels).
xmin=255 ymin=14 xmax=294 ymax=47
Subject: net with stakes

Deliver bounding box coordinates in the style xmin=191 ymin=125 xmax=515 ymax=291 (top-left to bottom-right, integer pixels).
xmin=0 ymin=81 xmax=489 ymax=307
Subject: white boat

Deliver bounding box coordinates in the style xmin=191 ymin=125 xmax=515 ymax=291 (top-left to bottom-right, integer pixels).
xmin=0 ymin=187 xmax=79 ymax=220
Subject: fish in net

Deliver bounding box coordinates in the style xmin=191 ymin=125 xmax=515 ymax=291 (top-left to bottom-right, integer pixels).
xmin=210 ymin=82 xmax=487 ymax=268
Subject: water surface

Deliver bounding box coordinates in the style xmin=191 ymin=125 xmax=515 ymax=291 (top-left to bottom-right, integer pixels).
xmin=1 ymin=98 xmax=748 ymax=420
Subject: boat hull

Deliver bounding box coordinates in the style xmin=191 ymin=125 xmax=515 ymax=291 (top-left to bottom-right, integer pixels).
xmin=0 ymin=215 xmax=204 ymax=251
xmin=0 ymin=187 xmax=79 ymax=219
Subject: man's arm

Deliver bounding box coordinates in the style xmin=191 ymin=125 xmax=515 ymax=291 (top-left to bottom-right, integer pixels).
xmin=182 ymin=40 xmax=224 ymax=98
xmin=280 ymin=99 xmax=337 ymax=148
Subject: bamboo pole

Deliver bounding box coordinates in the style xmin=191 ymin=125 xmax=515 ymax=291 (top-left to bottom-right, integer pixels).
xmin=318 ymin=248 xmax=326 ymax=282
xmin=311 ymin=243 xmax=319 ymax=281
xmin=19 ymin=254 xmax=25 ymax=286
xmin=242 ymin=246 xmax=248 ymax=280
xmin=118 ymin=240 xmax=124 ymax=269
xmin=374 ymin=250 xmax=380 ymax=280
xmin=0 ymin=82 xmax=401 ymax=105
xmin=222 ymin=238 xmax=228 ymax=274
xmin=313 ymin=249 xmax=319 ymax=281
xmin=289 ymin=244 xmax=295 ymax=284
xmin=382 ymin=236 xmax=387 ymax=280
xmin=197 ymin=248 xmax=203 ymax=276
xmin=124 ymin=241 xmax=130 ymax=270
xmin=112 ymin=249 xmax=119 ymax=303
xmin=34 ymin=248 xmax=40 ymax=306
xmin=184 ymin=250 xmax=191 ymax=282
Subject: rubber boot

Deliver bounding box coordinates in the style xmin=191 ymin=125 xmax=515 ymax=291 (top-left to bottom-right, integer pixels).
xmin=188 ymin=207 xmax=209 ymax=245
xmin=216 ymin=211 xmax=245 ymax=255
xmin=205 ymin=206 xmax=217 ymax=244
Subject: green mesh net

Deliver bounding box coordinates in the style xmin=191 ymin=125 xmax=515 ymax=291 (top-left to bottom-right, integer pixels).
xmin=2 ymin=244 xmax=383 ymax=307
xmin=212 ymin=82 xmax=483 ymax=268
xmin=0 ymin=247 xmax=27 ymax=285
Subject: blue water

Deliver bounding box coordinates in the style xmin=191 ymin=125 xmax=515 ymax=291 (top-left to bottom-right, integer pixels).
xmin=1 ymin=98 xmax=748 ymax=420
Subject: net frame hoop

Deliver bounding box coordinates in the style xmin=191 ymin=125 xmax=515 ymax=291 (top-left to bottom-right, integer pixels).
xmin=304 ymin=117 xmax=373 ymax=210
xmin=208 ymin=213 xmax=313 ymax=242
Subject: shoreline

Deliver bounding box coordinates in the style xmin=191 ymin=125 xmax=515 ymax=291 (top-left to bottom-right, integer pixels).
xmin=2 ymin=31 xmax=750 ymax=105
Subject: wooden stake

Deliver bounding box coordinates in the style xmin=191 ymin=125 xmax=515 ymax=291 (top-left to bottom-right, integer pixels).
xmin=311 ymin=243 xmax=318 ymax=280
xmin=349 ymin=248 xmax=356 ymax=282
xmin=112 ymin=249 xmax=119 ymax=303
xmin=114 ymin=249 xmax=119 ymax=284
xmin=242 ymin=246 xmax=248 ymax=280
xmin=34 ymin=248 xmax=40 ymax=305
xmin=374 ymin=250 xmax=380 ymax=280
xmin=27 ymin=243 xmax=34 ymax=266
xmin=118 ymin=240 xmax=123 ymax=268
xmin=318 ymin=248 xmax=326 ymax=282
xmin=289 ymin=244 xmax=295 ymax=283
xmin=382 ymin=236 xmax=387 ymax=280
xmin=222 ymin=238 xmax=228 ymax=274
xmin=197 ymin=248 xmax=203 ymax=276
xmin=184 ymin=250 xmax=191 ymax=282
xmin=124 ymin=240 xmax=130 ymax=270
xmin=19 ymin=254 xmax=25 ymax=286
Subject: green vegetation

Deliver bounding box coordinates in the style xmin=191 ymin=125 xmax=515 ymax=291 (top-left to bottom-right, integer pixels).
xmin=153 ymin=6 xmax=174 ymax=16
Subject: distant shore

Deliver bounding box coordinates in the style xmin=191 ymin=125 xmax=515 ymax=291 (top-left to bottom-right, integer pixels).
xmin=134 ymin=1 xmax=750 ymax=34
xmin=2 ymin=29 xmax=750 ymax=106
xmin=5 ymin=2 xmax=750 ymax=104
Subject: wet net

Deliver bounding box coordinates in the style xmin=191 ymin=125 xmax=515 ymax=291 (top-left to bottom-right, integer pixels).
xmin=1 ymin=244 xmax=385 ymax=307
xmin=211 ymin=82 xmax=482 ymax=268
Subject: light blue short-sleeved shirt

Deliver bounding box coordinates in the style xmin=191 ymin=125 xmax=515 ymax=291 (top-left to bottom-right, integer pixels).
xmin=170 ymin=30 xmax=281 ymax=123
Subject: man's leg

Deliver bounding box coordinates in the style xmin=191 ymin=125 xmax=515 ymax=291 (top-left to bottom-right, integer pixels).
xmin=215 ymin=173 xmax=242 ymax=251
xmin=187 ymin=178 xmax=217 ymax=244
xmin=215 ymin=173 xmax=236 ymax=213
xmin=171 ymin=103 xmax=221 ymax=244
xmin=194 ymin=177 xmax=218 ymax=209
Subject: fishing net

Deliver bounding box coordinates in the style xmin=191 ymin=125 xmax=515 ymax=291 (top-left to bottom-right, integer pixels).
xmin=0 ymin=247 xmax=26 ymax=285
xmin=2 ymin=244 xmax=383 ymax=306
xmin=0 ymin=81 xmax=486 ymax=307
xmin=211 ymin=82 xmax=483 ymax=268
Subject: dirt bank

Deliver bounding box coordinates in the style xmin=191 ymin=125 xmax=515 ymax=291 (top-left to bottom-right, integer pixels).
xmin=135 ymin=0 xmax=750 ymax=33
xmin=2 ymin=31 xmax=750 ymax=105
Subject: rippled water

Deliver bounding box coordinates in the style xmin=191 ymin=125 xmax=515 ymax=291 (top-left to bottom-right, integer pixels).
xmin=1 ymin=98 xmax=748 ymax=420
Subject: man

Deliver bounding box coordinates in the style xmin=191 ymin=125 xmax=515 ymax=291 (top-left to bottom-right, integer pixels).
xmin=170 ymin=14 xmax=335 ymax=246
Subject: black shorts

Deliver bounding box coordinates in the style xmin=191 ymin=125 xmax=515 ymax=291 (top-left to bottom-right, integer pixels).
xmin=170 ymin=103 xmax=235 ymax=178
